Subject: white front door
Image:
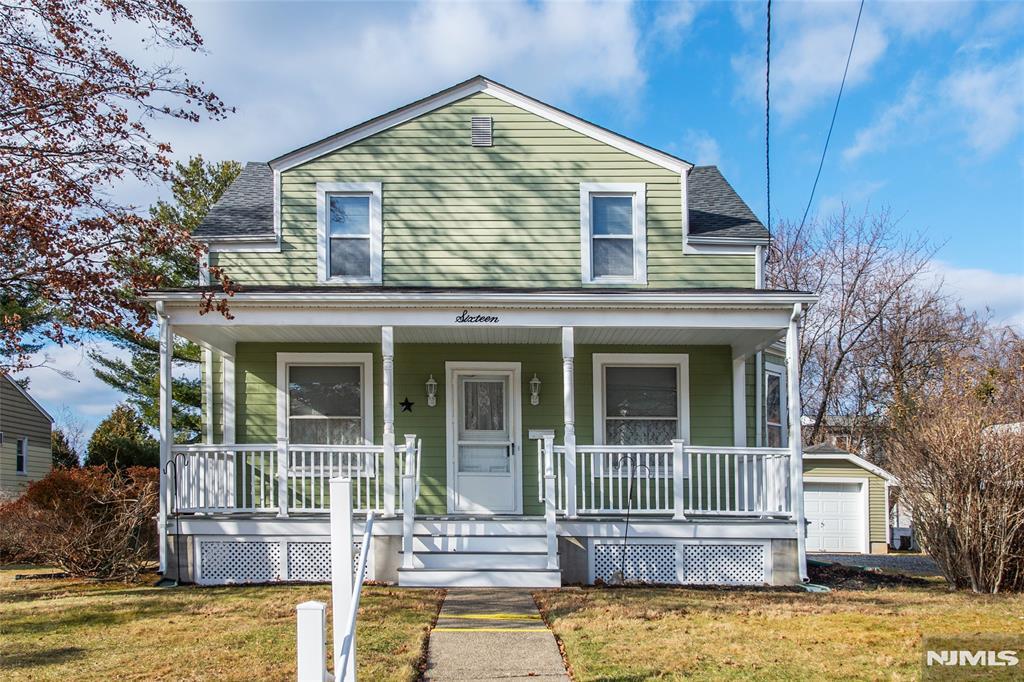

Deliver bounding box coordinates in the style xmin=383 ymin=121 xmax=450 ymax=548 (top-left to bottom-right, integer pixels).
xmin=804 ymin=481 xmax=866 ymax=553
xmin=447 ymin=364 xmax=521 ymax=514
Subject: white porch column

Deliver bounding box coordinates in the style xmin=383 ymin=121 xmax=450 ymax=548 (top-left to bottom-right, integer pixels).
xmin=786 ymin=303 xmax=808 ymax=582
xmin=381 ymin=326 xmax=397 ymax=516
xmin=157 ymin=303 xmax=173 ymax=575
xmin=732 ymin=354 xmax=747 ymax=447
xmin=542 ymin=433 xmax=558 ymax=569
xmin=561 ymin=327 xmax=577 ymax=518
xmin=203 ymin=347 xmax=214 ymax=444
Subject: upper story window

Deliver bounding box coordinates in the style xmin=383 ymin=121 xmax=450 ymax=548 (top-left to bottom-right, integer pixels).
xmin=316 ymin=182 xmax=382 ymax=284
xmin=15 ymin=437 xmax=27 ymax=474
xmin=579 ymin=183 xmax=647 ymax=285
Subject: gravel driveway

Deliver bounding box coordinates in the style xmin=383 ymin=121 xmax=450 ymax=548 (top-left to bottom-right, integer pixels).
xmin=811 ymin=553 xmax=940 ymax=576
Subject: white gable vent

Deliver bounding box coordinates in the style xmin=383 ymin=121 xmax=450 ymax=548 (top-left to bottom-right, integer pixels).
xmin=471 ymin=116 xmax=493 ymax=146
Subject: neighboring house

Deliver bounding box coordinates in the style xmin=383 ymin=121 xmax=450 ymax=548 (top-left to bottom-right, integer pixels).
xmin=148 ymin=76 xmax=817 ymax=587
xmin=0 ymin=374 xmax=53 ymax=498
xmin=802 ymin=443 xmax=897 ymax=555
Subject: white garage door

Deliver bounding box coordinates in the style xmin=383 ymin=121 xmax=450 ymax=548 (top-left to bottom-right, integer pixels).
xmin=804 ymin=481 xmax=865 ymax=553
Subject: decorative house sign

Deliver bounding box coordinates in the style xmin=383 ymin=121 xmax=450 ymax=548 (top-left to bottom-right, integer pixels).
xmin=454 ymin=309 xmax=500 ymax=324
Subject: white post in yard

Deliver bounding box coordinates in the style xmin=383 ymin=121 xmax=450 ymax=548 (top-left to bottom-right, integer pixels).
xmin=330 ymin=477 xmax=355 ymax=682
xmin=157 ymin=302 xmax=173 ymax=575
xmin=401 ymin=434 xmax=417 ymax=570
xmin=542 ymin=433 xmax=558 ymax=570
xmin=671 ymin=439 xmax=687 ymax=520
xmin=296 ymin=601 xmax=329 ymax=682
xmin=561 ymin=327 xmax=577 ymax=518
xmin=786 ymin=303 xmax=808 ymax=582
xmin=381 ymin=326 xmax=396 ymax=517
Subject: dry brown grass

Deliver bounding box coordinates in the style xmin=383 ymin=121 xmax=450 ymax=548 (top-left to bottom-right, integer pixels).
xmin=0 ymin=566 xmax=443 ymax=681
xmin=535 ymin=583 xmax=1024 ymax=681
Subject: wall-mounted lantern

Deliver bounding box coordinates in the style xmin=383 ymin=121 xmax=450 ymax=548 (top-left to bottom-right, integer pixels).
xmin=425 ymin=374 xmax=438 ymax=407
xmin=529 ymin=374 xmax=541 ymax=406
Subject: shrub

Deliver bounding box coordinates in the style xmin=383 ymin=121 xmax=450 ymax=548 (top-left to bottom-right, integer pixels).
xmin=0 ymin=466 xmax=159 ymax=579
xmin=888 ymin=337 xmax=1024 ymax=593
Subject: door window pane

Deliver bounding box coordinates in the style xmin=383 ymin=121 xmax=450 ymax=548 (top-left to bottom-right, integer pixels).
xmin=459 ymin=445 xmax=510 ymax=473
xmin=288 ymin=365 xmax=362 ymax=444
xmin=463 ymin=380 xmax=505 ymax=433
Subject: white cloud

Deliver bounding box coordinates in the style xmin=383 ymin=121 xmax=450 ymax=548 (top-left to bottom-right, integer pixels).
xmin=652 ymin=0 xmax=701 ymax=48
xmin=929 ymin=260 xmax=1024 ymax=329
xmin=143 ymin=1 xmax=646 ymax=173
xmin=944 ymin=56 xmax=1024 ymax=157
xmin=874 ymin=1 xmax=974 ymax=38
xmin=733 ymin=2 xmax=888 ymax=118
xmin=681 ymin=129 xmax=722 ymax=167
xmin=12 ymin=341 xmax=133 ymax=442
xmin=817 ymin=179 xmax=886 ymax=215
xmin=843 ymin=78 xmax=926 ymax=161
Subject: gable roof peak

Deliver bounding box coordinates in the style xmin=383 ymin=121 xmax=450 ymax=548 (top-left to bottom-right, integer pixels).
xmin=269 ymin=75 xmax=692 ymax=174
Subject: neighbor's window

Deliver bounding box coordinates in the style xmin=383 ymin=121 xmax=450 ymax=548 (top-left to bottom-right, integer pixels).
xmin=287 ymin=365 xmax=363 ymax=444
xmin=328 ymin=195 xmax=371 ymax=279
xmin=580 ymin=183 xmax=646 ymax=284
xmin=316 ymin=182 xmax=382 ymax=283
xmin=766 ymin=371 xmax=783 ymax=447
xmin=604 ymin=366 xmax=678 ymax=445
xmin=15 ymin=437 xmax=27 ymax=474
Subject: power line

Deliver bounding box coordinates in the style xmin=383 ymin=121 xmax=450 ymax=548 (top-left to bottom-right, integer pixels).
xmin=765 ymin=0 xmax=772 ymax=232
xmin=798 ymin=0 xmax=865 ymax=231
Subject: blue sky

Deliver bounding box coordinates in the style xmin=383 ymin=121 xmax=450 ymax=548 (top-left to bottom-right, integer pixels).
xmin=18 ymin=0 xmax=1024 ymax=441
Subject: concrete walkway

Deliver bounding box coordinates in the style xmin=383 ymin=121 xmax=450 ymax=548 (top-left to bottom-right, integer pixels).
xmin=423 ymin=589 xmax=570 ymax=681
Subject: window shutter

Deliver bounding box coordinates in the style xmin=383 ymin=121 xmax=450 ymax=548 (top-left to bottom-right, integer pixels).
xmin=471 ymin=116 xmax=492 ymax=146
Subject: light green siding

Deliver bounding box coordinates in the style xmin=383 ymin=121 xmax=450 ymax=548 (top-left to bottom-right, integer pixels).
xmin=225 ymin=342 xmax=735 ymax=515
xmin=803 ymin=458 xmax=888 ymax=544
xmin=213 ymin=93 xmax=755 ymax=289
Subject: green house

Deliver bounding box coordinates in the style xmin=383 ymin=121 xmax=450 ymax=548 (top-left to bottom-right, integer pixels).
xmin=149 ymin=76 xmax=817 ymax=587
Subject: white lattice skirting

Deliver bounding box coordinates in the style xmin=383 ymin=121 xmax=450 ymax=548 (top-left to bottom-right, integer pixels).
xmin=195 ymin=538 xmax=361 ymax=585
xmin=591 ymin=540 xmax=769 ymax=585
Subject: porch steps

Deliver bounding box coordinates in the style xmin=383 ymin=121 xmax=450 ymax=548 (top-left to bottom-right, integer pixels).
xmin=398 ymin=527 xmax=561 ymax=588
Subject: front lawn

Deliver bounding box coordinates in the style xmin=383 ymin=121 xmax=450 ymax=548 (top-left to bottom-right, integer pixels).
xmin=535 ymin=576 xmax=1024 ymax=681
xmin=0 ymin=567 xmax=443 ymax=681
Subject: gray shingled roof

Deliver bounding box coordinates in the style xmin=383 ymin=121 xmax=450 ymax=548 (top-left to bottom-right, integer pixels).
xmin=193 ymin=162 xmax=274 ymax=239
xmin=687 ymin=166 xmax=769 ymax=240
xmin=194 ymin=162 xmax=768 ymax=242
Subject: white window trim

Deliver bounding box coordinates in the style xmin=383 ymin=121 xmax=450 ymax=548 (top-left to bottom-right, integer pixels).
xmin=592 ymin=353 xmax=690 ymax=446
xmin=15 ymin=437 xmax=27 ymax=475
xmin=579 ymin=182 xmax=647 ymax=285
xmin=316 ymin=182 xmax=382 ymax=284
xmin=765 ymin=361 xmax=788 ymax=448
xmin=276 ymin=352 xmax=375 ymax=445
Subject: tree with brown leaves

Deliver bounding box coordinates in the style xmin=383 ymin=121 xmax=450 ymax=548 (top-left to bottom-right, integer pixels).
xmin=0 ymin=0 xmax=233 ymax=370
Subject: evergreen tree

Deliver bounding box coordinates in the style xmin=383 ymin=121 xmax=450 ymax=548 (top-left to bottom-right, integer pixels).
xmin=90 ymin=156 xmax=241 ymax=443
xmin=86 ymin=405 xmax=159 ymax=468
xmin=51 ymin=429 xmax=80 ymax=468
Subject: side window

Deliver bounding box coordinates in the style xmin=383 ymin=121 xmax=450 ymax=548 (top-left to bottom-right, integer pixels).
xmin=15 ymin=437 xmax=27 ymax=474
xmin=765 ymin=366 xmax=787 ymax=447
xmin=287 ymin=365 xmax=364 ymax=445
xmin=580 ymin=183 xmax=646 ymax=284
xmin=316 ymin=182 xmax=382 ymax=284
xmin=603 ymin=366 xmax=679 ymax=445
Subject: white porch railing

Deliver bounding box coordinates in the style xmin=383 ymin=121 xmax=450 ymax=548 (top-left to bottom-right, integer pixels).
xmin=537 ymin=439 xmax=792 ymax=518
xmin=170 ymin=436 xmax=420 ymax=516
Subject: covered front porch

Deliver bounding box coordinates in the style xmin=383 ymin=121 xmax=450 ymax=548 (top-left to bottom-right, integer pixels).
xmin=151 ymin=288 xmax=813 ymax=586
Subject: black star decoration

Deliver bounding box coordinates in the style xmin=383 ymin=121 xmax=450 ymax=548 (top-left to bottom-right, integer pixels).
xmin=400 ymin=397 xmax=414 ymax=413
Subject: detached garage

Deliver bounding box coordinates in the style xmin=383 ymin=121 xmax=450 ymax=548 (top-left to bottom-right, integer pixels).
xmin=802 ymin=444 xmax=897 ymax=555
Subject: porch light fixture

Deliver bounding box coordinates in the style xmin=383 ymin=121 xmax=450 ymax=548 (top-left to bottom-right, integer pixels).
xmin=529 ymin=374 xmax=541 ymax=406
xmin=425 ymin=374 xmax=438 ymax=407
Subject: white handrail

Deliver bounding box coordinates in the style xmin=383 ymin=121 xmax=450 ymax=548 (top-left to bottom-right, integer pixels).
xmin=336 ymin=510 xmax=375 ymax=681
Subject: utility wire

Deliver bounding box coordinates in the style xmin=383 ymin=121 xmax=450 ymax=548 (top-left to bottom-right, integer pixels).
xmin=798 ymin=0 xmax=865 ymax=231
xmin=765 ymin=0 xmax=772 ymax=233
